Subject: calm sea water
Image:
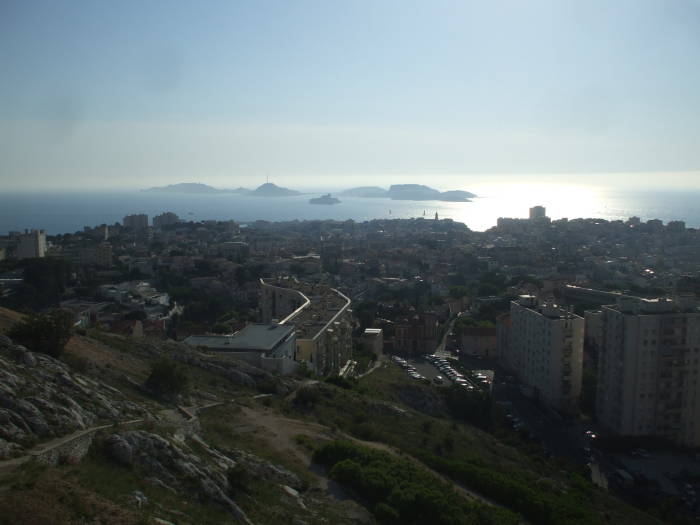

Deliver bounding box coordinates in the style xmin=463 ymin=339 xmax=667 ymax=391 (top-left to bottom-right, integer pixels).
xmin=1 ymin=185 xmax=699 ymax=235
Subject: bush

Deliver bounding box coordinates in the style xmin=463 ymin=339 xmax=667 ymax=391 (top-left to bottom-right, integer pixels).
xmin=145 ymin=360 xmax=190 ymax=400
xmin=324 ymin=375 xmax=357 ymax=390
xmin=295 ymin=385 xmax=321 ymax=406
xmin=8 ymin=309 xmax=73 ymax=358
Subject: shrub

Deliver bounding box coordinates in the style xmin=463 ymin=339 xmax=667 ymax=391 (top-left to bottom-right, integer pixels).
xmin=324 ymin=375 xmax=357 ymax=390
xmin=145 ymin=360 xmax=190 ymax=400
xmin=295 ymin=386 xmax=321 ymax=406
xmin=8 ymin=309 xmax=73 ymax=358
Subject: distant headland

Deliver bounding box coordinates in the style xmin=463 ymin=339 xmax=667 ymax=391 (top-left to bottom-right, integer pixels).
xmin=142 ymin=183 xmax=250 ymax=194
xmin=143 ymin=182 xmax=301 ymax=197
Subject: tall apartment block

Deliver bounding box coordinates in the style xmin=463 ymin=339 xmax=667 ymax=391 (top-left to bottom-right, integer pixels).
xmin=153 ymin=212 xmax=180 ymax=228
xmin=596 ymin=296 xmax=700 ymax=447
xmin=17 ymin=229 xmax=47 ymax=259
xmin=123 ymin=214 xmax=149 ymax=230
xmin=509 ymin=296 xmax=584 ymax=413
xmin=529 ymin=205 xmax=547 ymax=220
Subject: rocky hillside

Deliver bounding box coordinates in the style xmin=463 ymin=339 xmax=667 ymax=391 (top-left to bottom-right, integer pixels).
xmin=0 ymin=334 xmax=145 ymax=459
xmin=0 ymin=322 xmax=370 ymax=524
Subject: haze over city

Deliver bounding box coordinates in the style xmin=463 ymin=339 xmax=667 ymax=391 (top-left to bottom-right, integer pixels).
xmin=2 ymin=0 xmax=700 ymax=191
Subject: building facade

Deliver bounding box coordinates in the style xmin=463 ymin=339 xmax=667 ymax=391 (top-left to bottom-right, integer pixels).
xmin=596 ymin=296 xmax=700 ymax=447
xmin=123 ymin=214 xmax=149 ymax=230
xmin=260 ymin=277 xmax=353 ymax=375
xmin=153 ymin=212 xmax=180 ymax=228
xmin=509 ymin=296 xmax=584 ymax=413
xmin=529 ymin=205 xmax=547 ymax=220
xmin=393 ymin=312 xmax=438 ymax=356
xmin=17 ymin=229 xmax=47 ymax=259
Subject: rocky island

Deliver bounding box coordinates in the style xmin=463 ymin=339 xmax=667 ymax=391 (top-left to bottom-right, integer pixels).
xmin=309 ymin=194 xmax=341 ymax=205
xmin=340 ymin=184 xmax=476 ymax=202
xmin=249 ymin=183 xmax=301 ymax=197
xmin=339 ymin=186 xmax=389 ymax=198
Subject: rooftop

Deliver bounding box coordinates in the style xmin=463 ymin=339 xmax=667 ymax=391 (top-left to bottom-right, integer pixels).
xmin=185 ymin=323 xmax=295 ymax=352
xmin=262 ymin=277 xmax=351 ymax=340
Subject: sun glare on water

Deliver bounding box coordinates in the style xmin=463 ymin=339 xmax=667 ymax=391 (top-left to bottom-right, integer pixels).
xmin=441 ymin=183 xmax=604 ymax=231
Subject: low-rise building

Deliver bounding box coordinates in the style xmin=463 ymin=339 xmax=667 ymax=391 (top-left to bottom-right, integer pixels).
xmin=362 ymin=328 xmax=384 ymax=356
xmin=184 ymin=323 xmax=298 ymax=375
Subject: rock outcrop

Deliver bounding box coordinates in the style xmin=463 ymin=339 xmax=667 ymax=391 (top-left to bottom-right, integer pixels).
xmin=106 ymin=430 xmax=252 ymax=523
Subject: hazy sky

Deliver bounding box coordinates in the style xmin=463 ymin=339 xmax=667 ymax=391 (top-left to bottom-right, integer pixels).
xmin=2 ymin=0 xmax=700 ymax=191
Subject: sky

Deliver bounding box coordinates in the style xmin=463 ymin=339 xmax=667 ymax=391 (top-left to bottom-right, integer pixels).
xmin=1 ymin=0 xmax=700 ymax=191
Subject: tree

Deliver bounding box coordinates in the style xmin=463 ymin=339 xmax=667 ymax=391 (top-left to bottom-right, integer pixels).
xmin=8 ymin=309 xmax=74 ymax=358
xmin=145 ymin=360 xmax=190 ymax=400
xmin=123 ymin=310 xmax=147 ymax=321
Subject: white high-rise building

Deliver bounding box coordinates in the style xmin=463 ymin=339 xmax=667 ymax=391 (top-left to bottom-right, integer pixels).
xmin=509 ymin=296 xmax=584 ymax=413
xmin=596 ymin=296 xmax=700 ymax=447
xmin=17 ymin=229 xmax=47 ymax=259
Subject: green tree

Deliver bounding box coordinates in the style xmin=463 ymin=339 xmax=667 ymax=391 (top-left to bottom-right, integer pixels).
xmin=8 ymin=309 xmax=74 ymax=358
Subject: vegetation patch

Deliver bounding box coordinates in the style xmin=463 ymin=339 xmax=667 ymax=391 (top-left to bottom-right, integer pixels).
xmin=314 ymin=440 xmax=521 ymax=525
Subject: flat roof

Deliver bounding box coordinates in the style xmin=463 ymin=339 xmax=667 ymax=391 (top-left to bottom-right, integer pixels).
xmin=185 ymin=323 xmax=294 ymax=351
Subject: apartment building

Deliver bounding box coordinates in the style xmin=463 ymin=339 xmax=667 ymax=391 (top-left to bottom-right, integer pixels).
xmin=123 ymin=214 xmax=149 ymax=230
xmin=529 ymin=205 xmax=547 ymax=220
xmin=509 ymin=296 xmax=584 ymax=413
xmin=260 ymin=277 xmax=353 ymax=375
xmin=596 ymin=296 xmax=700 ymax=447
xmin=394 ymin=312 xmax=438 ymax=356
xmin=17 ymin=229 xmax=47 ymax=259
xmin=153 ymin=212 xmax=180 ymax=228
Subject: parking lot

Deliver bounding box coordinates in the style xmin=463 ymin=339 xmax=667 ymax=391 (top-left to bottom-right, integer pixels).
xmin=390 ymin=353 xmax=484 ymax=391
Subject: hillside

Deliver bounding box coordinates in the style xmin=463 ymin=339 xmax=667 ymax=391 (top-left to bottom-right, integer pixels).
xmin=0 ymin=309 xmax=665 ymax=525
xmin=0 ymin=306 xmax=24 ymax=334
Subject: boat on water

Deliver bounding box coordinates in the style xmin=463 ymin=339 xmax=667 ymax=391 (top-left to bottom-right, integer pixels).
xmin=309 ymin=193 xmax=341 ymax=205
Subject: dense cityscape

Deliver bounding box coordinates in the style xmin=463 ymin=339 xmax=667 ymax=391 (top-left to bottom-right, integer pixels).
xmin=5 ymin=0 xmax=700 ymax=522
xmin=1 ymin=205 xmax=700 ymax=523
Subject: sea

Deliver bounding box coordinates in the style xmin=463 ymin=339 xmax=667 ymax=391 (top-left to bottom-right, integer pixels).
xmin=2 ymin=184 xmax=700 ymax=235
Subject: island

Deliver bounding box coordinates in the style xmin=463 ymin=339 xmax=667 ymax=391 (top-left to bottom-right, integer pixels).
xmin=142 ymin=183 xmax=251 ymax=194
xmin=309 ymin=194 xmax=341 ymax=205
xmin=250 ymin=183 xmax=301 ymax=197
xmin=340 ymin=184 xmax=476 ymax=202
xmin=435 ymin=190 xmax=476 ymax=202
xmin=339 ymin=186 xmax=389 ymax=198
